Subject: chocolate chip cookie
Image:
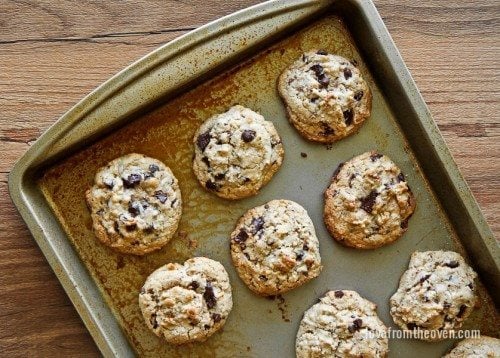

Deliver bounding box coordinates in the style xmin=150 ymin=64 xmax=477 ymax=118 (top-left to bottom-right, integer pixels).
xmin=139 ymin=257 xmax=233 ymax=345
xmin=278 ymin=50 xmax=372 ymax=143
xmin=444 ymin=336 xmax=500 ymax=357
xmin=390 ymin=251 xmax=478 ymax=341
xmin=86 ymin=153 xmax=182 ymax=255
xmin=324 ymin=151 xmax=415 ymax=249
xmin=192 ymin=105 xmax=284 ymax=200
xmin=230 ymin=199 xmax=322 ymax=296
xmin=296 ymin=290 xmax=389 ymax=357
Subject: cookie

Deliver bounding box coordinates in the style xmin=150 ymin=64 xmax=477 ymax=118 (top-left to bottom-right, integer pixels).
xmin=86 ymin=153 xmax=182 ymax=255
xmin=324 ymin=151 xmax=415 ymax=249
xmin=390 ymin=251 xmax=478 ymax=341
xmin=230 ymin=199 xmax=322 ymax=296
xmin=192 ymin=105 xmax=284 ymax=200
xmin=296 ymin=290 xmax=389 ymax=358
xmin=278 ymin=50 xmax=372 ymax=143
xmin=444 ymin=336 xmax=500 ymax=357
xmin=138 ymin=257 xmax=233 ymax=345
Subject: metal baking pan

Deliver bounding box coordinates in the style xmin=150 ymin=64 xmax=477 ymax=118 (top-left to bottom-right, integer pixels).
xmin=9 ymin=0 xmax=499 ymax=357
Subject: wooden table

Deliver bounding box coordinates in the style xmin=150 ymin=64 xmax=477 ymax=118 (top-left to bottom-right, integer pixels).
xmin=1 ymin=1 xmax=498 ymax=356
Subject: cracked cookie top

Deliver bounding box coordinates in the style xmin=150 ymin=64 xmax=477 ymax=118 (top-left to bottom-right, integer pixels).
xmin=278 ymin=50 xmax=372 ymax=143
xmin=192 ymin=105 xmax=284 ymax=200
xmin=139 ymin=257 xmax=233 ymax=344
xmin=230 ymin=199 xmax=322 ymax=296
xmin=324 ymin=151 xmax=415 ymax=249
xmin=390 ymin=251 xmax=478 ymax=341
xmin=86 ymin=153 xmax=182 ymax=255
xmin=444 ymin=336 xmax=500 ymax=357
xmin=296 ymin=290 xmax=389 ymax=358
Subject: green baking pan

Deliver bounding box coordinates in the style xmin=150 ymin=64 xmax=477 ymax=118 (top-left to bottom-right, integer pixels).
xmin=9 ymin=0 xmax=499 ymax=356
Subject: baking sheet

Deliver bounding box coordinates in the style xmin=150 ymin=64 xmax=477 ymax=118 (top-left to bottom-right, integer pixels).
xmin=36 ymin=13 xmax=498 ymax=358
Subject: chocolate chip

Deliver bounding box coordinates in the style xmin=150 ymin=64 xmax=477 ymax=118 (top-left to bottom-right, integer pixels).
xmin=234 ymin=229 xmax=248 ymax=243
xmin=303 ymin=244 xmax=309 ymax=251
xmin=317 ymin=73 xmax=330 ymax=87
xmin=419 ymin=274 xmax=431 ymax=283
xmin=334 ymin=290 xmax=344 ymax=298
xmin=125 ymin=223 xmax=137 ymax=232
xmin=343 ymin=109 xmax=354 ymax=126
xmin=188 ymin=281 xmax=199 ymax=290
xmin=205 ymin=180 xmax=218 ymax=191
xmin=243 ymin=177 xmax=251 ymax=183
xmin=300 ymin=152 xmax=307 ymax=158
xmin=296 ymin=252 xmax=304 ymax=261
xmin=215 ymin=173 xmax=225 ymax=180
xmin=468 ymin=283 xmax=474 ymax=290
xmin=332 ymin=162 xmax=345 ymax=180
xmin=320 ymin=121 xmax=335 ymax=136
xmin=241 ymin=129 xmax=256 ymax=142
xmin=197 ymin=131 xmax=211 ymax=151
xmin=154 ymin=190 xmax=168 ymax=204
xmin=310 ymin=96 xmax=319 ymax=103
xmin=203 ymin=282 xmax=217 ymax=309
xmin=144 ymin=226 xmax=154 ymax=234
xmin=443 ymin=302 xmax=451 ymax=309
xmin=397 ymin=172 xmax=405 ymax=182
xmin=212 ymin=313 xmax=222 ymax=323
xmin=149 ymin=164 xmax=159 ymax=173
xmin=259 ymin=275 xmax=268 ymax=281
xmin=128 ymin=202 xmax=141 ymax=216
xmin=251 ymin=217 xmax=265 ymax=234
xmin=354 ymin=91 xmax=364 ymax=101
xmin=370 ymin=153 xmax=383 ymax=161
xmin=123 ymin=173 xmax=141 ymax=188
xmin=204 ymin=324 xmax=210 ymax=330
xmin=310 ymin=64 xmax=330 ymax=87
xmin=348 ymin=319 xmax=362 ymax=333
xmin=317 ymin=49 xmax=328 ymax=55
xmin=150 ymin=313 xmax=158 ymax=329
xmin=344 ymin=68 xmax=352 ymax=79
xmin=407 ymin=323 xmax=417 ymax=330
xmin=446 ymin=261 xmax=459 ymax=268
xmin=202 ymin=156 xmax=211 ymax=168
xmin=360 ymin=190 xmax=378 ymax=213
xmin=457 ymin=305 xmax=467 ymax=318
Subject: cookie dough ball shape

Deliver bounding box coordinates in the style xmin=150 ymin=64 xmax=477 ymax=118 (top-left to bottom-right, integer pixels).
xmin=86 ymin=153 xmax=182 ymax=255
xmin=192 ymin=105 xmax=284 ymax=200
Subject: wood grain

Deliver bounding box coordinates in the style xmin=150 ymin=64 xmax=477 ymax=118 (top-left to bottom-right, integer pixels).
xmin=0 ymin=0 xmax=498 ymax=356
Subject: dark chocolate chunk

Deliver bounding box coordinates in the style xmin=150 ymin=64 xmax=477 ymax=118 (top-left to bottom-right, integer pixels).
xmin=197 ymin=131 xmax=211 ymax=151
xmin=316 ymin=49 xmax=328 ymax=55
xmin=296 ymin=252 xmax=304 ymax=261
xmin=360 ymin=190 xmax=379 ymax=213
xmin=445 ymin=261 xmax=459 ymax=268
xmin=204 ymin=324 xmax=210 ymax=330
xmin=300 ymin=152 xmax=308 ymax=158
xmin=397 ymin=172 xmax=405 ymax=182
xmin=205 ymin=180 xmax=218 ymax=191
xmin=310 ymin=64 xmax=330 ymax=87
xmin=354 ymin=91 xmax=364 ymax=101
xmin=212 ymin=313 xmax=222 ymax=323
xmin=343 ymin=109 xmax=354 ymax=126
xmin=348 ymin=318 xmax=363 ymax=333
xmin=334 ymin=290 xmax=344 ymax=298
xmin=128 ymin=202 xmax=141 ymax=216
xmin=419 ymin=274 xmax=431 ymax=283
xmin=154 ymin=190 xmax=168 ymax=204
xmin=251 ymin=216 xmax=265 ymax=234
xmin=202 ymin=156 xmax=211 ymax=168
xmin=123 ymin=173 xmax=141 ymax=188
xmin=149 ymin=164 xmax=159 ymax=173
xmin=234 ymin=229 xmax=248 ymax=243
xmin=320 ymin=121 xmax=335 ymax=136
xmin=215 ymin=173 xmax=225 ymax=180
xmin=468 ymin=283 xmax=474 ymax=290
xmin=188 ymin=281 xmax=199 ymax=290
xmin=344 ymin=68 xmax=352 ymax=79
xmin=303 ymin=243 xmax=309 ymax=251
xmin=457 ymin=305 xmax=467 ymax=318
xmin=241 ymin=129 xmax=256 ymax=143
xmin=370 ymin=153 xmax=383 ymax=161
xmin=332 ymin=162 xmax=345 ymax=180
xmin=317 ymin=73 xmax=330 ymax=87
xmin=259 ymin=275 xmax=268 ymax=281
xmin=203 ymin=282 xmax=217 ymax=309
